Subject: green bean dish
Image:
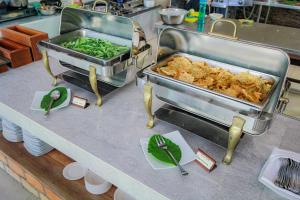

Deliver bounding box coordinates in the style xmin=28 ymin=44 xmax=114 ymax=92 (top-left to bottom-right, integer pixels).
xmin=61 ymin=37 xmax=129 ymax=60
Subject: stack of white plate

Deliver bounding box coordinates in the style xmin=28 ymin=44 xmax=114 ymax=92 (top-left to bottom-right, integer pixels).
xmin=0 ymin=117 xmax=2 ymax=132
xmin=22 ymin=129 xmax=54 ymax=157
xmin=2 ymin=119 xmax=23 ymax=142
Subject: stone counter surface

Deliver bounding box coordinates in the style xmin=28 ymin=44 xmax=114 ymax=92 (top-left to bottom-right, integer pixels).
xmin=0 ymin=15 xmax=61 ymax=39
xmin=0 ymin=60 xmax=299 ymax=200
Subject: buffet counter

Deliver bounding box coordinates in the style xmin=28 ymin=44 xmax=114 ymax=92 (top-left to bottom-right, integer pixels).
xmin=156 ymin=19 xmax=300 ymax=59
xmin=0 ymin=59 xmax=299 ymax=200
xmin=0 ymin=14 xmax=61 ymax=38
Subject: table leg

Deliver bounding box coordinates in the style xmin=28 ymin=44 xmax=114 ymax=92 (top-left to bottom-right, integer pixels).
xmin=223 ymin=116 xmax=245 ymax=165
xmin=257 ymin=4 xmax=263 ymax=23
xmin=265 ymin=6 xmax=271 ymax=23
xmin=225 ymin=7 xmax=229 ymax=18
xmin=41 ymin=50 xmax=57 ymax=86
xmin=89 ymin=66 xmax=102 ymax=107
xmin=144 ymin=82 xmax=154 ymax=128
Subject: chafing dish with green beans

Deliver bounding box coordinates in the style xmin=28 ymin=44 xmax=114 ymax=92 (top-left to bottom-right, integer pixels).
xmin=38 ymin=8 xmax=151 ymax=107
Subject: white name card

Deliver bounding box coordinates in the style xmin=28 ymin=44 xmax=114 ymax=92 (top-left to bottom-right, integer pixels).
xmin=195 ymin=148 xmax=216 ymax=172
xmin=72 ymin=96 xmax=88 ymax=108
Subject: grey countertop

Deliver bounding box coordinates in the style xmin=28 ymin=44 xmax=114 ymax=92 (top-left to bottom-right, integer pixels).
xmin=156 ymin=19 xmax=300 ymax=57
xmin=0 ymin=60 xmax=300 ymax=200
xmin=0 ymin=14 xmax=60 ymax=29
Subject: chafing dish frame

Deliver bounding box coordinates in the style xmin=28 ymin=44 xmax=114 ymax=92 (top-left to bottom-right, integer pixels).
xmin=38 ymin=7 xmax=151 ymax=107
xmin=137 ymin=26 xmax=289 ymax=164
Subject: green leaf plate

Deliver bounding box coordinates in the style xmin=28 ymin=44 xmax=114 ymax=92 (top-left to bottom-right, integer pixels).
xmin=40 ymin=87 xmax=68 ymax=111
xmin=148 ymin=134 xmax=182 ymax=165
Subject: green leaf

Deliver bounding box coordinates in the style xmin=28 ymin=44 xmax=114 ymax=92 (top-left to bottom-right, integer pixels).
xmin=40 ymin=87 xmax=68 ymax=111
xmin=148 ymin=134 xmax=182 ymax=165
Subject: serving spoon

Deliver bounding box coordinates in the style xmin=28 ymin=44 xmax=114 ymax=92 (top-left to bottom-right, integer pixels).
xmin=45 ymin=90 xmax=61 ymax=116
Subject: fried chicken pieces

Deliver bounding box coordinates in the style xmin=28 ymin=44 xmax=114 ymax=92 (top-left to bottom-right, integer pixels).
xmin=156 ymin=56 xmax=274 ymax=104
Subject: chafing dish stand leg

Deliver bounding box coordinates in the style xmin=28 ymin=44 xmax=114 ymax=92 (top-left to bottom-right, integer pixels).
xmin=89 ymin=66 xmax=102 ymax=107
xmin=144 ymin=82 xmax=154 ymax=128
xmin=223 ymin=116 xmax=246 ymax=165
xmin=41 ymin=50 xmax=57 ymax=86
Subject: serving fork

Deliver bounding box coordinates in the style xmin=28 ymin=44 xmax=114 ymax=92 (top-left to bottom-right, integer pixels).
xmin=155 ymin=135 xmax=189 ymax=176
xmin=274 ymin=158 xmax=300 ymax=194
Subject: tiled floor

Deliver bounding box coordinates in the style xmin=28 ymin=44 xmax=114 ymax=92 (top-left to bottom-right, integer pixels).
xmin=0 ymin=169 xmax=39 ymax=200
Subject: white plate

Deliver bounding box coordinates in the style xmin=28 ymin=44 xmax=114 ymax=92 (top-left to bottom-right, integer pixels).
xmin=24 ymin=144 xmax=53 ymax=157
xmin=24 ymin=141 xmax=49 ymax=148
xmin=63 ymin=162 xmax=87 ymax=181
xmin=259 ymin=148 xmax=300 ymax=200
xmin=23 ymin=136 xmax=44 ymax=143
xmin=23 ymin=135 xmax=47 ymax=144
xmin=24 ymin=142 xmax=53 ymax=151
xmin=2 ymin=128 xmax=22 ymax=135
xmin=140 ymin=131 xmax=196 ymax=170
xmin=3 ymin=132 xmax=23 ymax=142
xmin=0 ymin=118 xmax=2 ymax=132
xmin=2 ymin=120 xmax=22 ymax=131
xmin=114 ymin=188 xmax=136 ymax=200
xmin=31 ymin=88 xmax=71 ymax=112
xmin=3 ymin=131 xmax=22 ymax=138
xmin=24 ymin=143 xmax=52 ymax=151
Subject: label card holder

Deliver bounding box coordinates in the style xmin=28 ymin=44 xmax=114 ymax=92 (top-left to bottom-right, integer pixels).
xmin=195 ymin=148 xmax=217 ymax=172
xmin=72 ymin=96 xmax=89 ymax=109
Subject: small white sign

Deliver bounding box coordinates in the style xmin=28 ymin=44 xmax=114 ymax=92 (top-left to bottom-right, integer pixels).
xmin=195 ymin=148 xmax=216 ymax=172
xmin=72 ymin=96 xmax=88 ymax=108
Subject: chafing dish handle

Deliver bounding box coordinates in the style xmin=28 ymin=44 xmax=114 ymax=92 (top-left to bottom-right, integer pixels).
xmin=223 ymin=116 xmax=245 ymax=165
xmin=277 ymin=97 xmax=289 ymax=113
xmin=89 ymin=66 xmax=102 ymax=107
xmin=277 ymin=78 xmax=293 ymax=113
xmin=208 ymin=19 xmax=238 ymax=40
xmin=136 ymin=66 xmax=151 ymax=87
xmin=41 ymin=50 xmax=58 ymax=86
xmin=133 ymin=45 xmax=152 ymax=70
xmin=92 ymin=0 xmax=108 ymax=12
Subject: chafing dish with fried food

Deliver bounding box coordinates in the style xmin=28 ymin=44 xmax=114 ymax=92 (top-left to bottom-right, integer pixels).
xmin=136 ymin=27 xmax=289 ymax=165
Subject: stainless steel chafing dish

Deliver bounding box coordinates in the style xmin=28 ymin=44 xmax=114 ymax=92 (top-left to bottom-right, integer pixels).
xmin=137 ymin=26 xmax=289 ymax=164
xmin=38 ymin=7 xmax=151 ymax=106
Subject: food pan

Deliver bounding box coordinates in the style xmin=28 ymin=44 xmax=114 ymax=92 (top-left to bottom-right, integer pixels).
xmin=144 ymin=52 xmax=280 ymax=110
xmin=39 ymin=29 xmax=132 ymax=66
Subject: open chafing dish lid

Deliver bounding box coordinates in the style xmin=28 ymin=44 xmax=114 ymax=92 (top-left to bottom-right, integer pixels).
xmin=59 ymin=7 xmax=135 ymax=42
xmin=157 ymin=28 xmax=289 ymax=77
xmin=59 ymin=7 xmax=147 ymax=56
